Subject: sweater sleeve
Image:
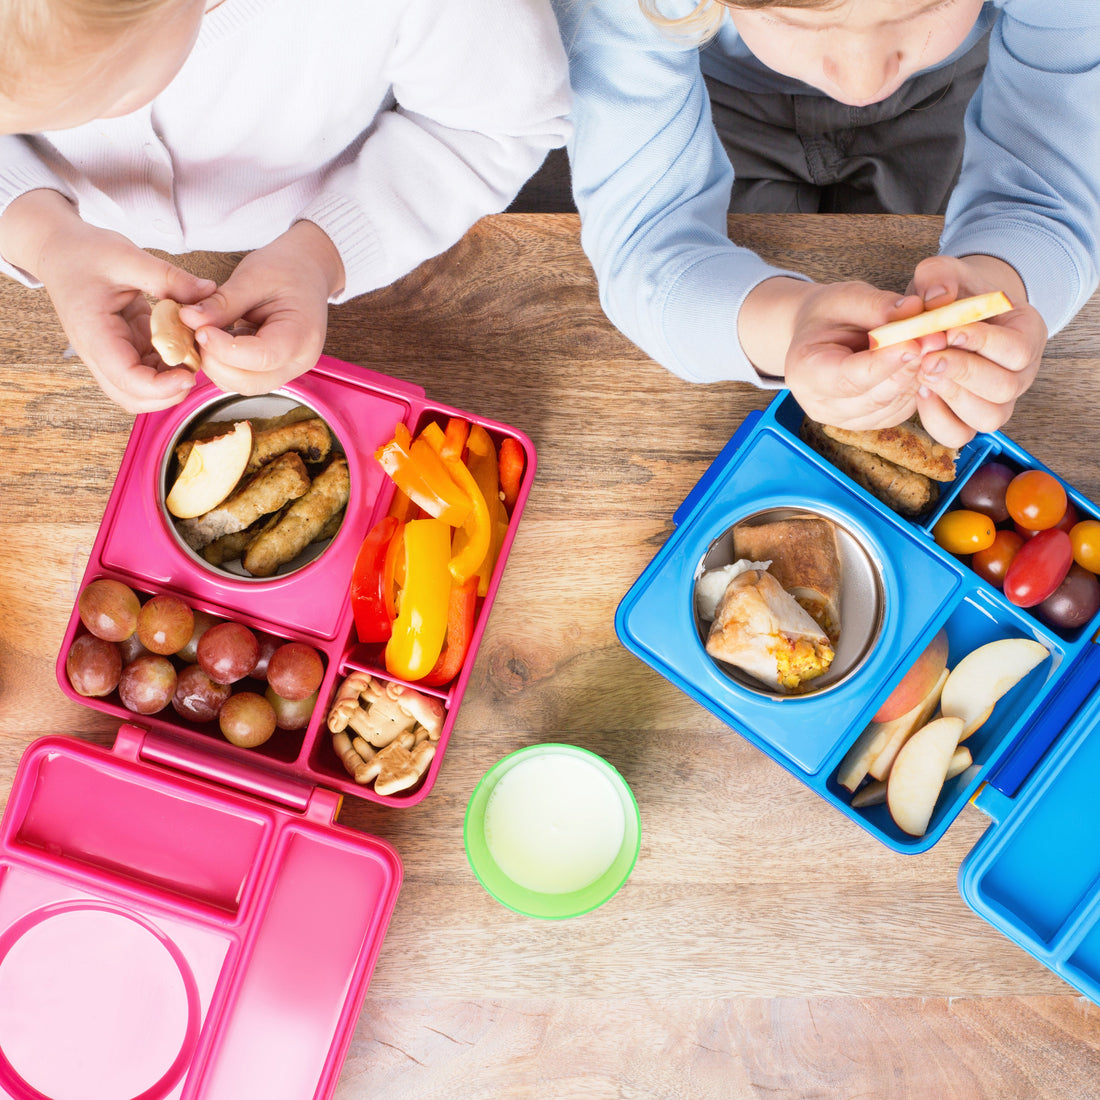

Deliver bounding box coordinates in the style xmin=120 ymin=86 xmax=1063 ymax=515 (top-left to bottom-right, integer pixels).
xmin=0 ymin=135 xmax=75 ymax=286
xmin=939 ymin=1 xmax=1100 ymax=335
xmin=302 ymin=0 xmax=572 ymax=303
xmin=556 ymin=0 xmax=807 ymax=386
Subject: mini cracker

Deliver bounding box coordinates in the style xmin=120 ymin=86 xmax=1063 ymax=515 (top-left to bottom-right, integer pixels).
xmin=151 ymin=299 xmax=202 ymax=371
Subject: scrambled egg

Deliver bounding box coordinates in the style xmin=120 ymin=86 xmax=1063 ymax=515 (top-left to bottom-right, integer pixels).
xmin=771 ymin=635 xmax=836 ymax=692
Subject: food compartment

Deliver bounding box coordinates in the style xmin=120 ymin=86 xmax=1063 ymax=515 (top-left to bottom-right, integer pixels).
xmin=922 ymin=438 xmax=1100 ymax=643
xmin=616 ymin=424 xmax=964 ymax=777
xmin=161 ymin=393 xmax=348 ymax=582
xmin=770 ymin=390 xmax=993 ymax=521
xmin=311 ymin=408 xmax=535 ymax=805
xmin=826 ymin=592 xmax=1062 ymax=851
xmin=94 ymin=359 xmax=413 ymax=643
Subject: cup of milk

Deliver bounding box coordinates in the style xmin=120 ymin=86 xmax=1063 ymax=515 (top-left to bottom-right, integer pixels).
xmin=464 ymin=744 xmax=641 ymax=918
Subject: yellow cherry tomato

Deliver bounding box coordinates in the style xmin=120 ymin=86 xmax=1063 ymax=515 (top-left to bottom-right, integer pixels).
xmin=933 ymin=509 xmax=997 ymax=556
xmin=1070 ymin=519 xmax=1100 ymax=574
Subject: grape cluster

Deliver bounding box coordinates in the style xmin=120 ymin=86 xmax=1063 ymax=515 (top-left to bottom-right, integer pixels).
xmin=68 ymin=578 xmax=326 ymax=748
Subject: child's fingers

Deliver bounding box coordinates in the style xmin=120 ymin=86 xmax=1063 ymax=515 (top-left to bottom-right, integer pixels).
xmin=115 ymin=250 xmax=218 ymax=306
xmin=194 ymin=320 xmax=320 ymax=396
xmin=909 ymin=256 xmax=963 ymax=310
xmin=914 ymin=390 xmax=979 ymax=450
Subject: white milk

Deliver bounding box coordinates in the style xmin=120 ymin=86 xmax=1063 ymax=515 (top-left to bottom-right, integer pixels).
xmin=484 ymin=752 xmax=627 ymax=894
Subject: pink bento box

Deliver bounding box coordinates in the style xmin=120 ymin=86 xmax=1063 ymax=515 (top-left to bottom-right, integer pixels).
xmin=0 ymin=355 xmax=535 ymax=1099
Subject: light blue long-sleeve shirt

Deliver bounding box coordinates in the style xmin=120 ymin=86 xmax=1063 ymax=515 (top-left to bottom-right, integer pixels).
xmin=554 ymin=0 xmax=1100 ymax=385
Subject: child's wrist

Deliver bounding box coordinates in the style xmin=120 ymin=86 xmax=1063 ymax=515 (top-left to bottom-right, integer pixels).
xmin=738 ymin=276 xmax=814 ymax=380
xmin=290 ymin=219 xmax=346 ymax=300
xmin=0 ymin=189 xmax=81 ymax=279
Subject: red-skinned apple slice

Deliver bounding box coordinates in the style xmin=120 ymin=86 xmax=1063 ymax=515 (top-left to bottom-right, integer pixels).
xmin=166 ymin=420 xmax=253 ymax=519
xmin=868 ymin=291 xmax=1012 ymax=350
xmin=836 ymin=665 xmax=947 ymax=793
xmin=873 ymin=627 xmax=949 ymax=723
xmin=939 ymin=636 xmax=1050 ymax=740
xmin=886 ymin=715 xmax=965 ymax=836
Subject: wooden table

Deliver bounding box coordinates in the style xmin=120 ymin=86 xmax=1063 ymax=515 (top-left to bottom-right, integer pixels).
xmin=3 ymin=214 xmax=1100 ymax=1098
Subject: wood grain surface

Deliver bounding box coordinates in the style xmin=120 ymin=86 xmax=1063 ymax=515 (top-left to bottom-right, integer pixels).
xmin=2 ymin=214 xmax=1100 ymax=1099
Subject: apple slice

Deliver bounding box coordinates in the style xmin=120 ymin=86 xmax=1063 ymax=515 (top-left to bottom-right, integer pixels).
xmin=868 ymin=666 xmax=948 ymax=781
xmin=166 ymin=420 xmax=254 ymax=519
xmin=939 ymin=637 xmax=1050 ymax=740
xmin=852 ymin=744 xmax=972 ymax=810
xmin=887 ymin=716 xmax=965 ymax=836
xmin=873 ymin=627 xmax=949 ymax=723
xmin=868 ymin=291 xmax=1012 ymax=350
xmin=836 ymin=664 xmax=948 ymax=793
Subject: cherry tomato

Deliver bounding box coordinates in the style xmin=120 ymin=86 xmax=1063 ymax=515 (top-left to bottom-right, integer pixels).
xmin=972 ymin=529 xmax=1024 ymax=588
xmin=957 ymin=460 xmax=1014 ymax=524
xmin=1070 ymin=519 xmax=1100 ymax=574
xmin=1003 ymin=527 xmax=1073 ymax=607
xmin=1036 ymin=564 xmax=1100 ymax=631
xmin=1005 ymin=469 xmax=1067 ymax=531
xmin=933 ymin=509 xmax=996 ymax=556
xmin=1015 ymin=500 xmax=1078 ymax=541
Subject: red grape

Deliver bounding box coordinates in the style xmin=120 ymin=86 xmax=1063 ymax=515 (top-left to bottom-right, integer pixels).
xmin=219 ymin=691 xmax=277 ymax=747
xmin=172 ymin=663 xmax=232 ymax=723
xmin=66 ymin=634 xmax=122 ymax=697
xmin=118 ymin=654 xmax=177 ymax=714
xmin=251 ymin=632 xmax=281 ymax=680
xmin=176 ymin=608 xmax=220 ymax=663
xmin=78 ymin=578 xmax=141 ymax=642
xmin=137 ymin=594 xmax=195 ymax=655
xmin=197 ymin=621 xmax=260 ymax=684
xmin=265 ymin=642 xmax=324 ymax=701
xmin=266 ymin=686 xmax=318 ymax=730
xmin=117 ymin=633 xmax=151 ymax=665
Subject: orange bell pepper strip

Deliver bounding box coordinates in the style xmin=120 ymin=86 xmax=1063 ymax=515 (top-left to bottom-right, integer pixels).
xmin=375 ymin=424 xmax=471 ymax=527
xmin=420 ymin=421 xmax=492 ymax=584
xmin=384 ymin=517 xmax=452 ymax=681
xmin=499 ymin=437 xmax=525 ymax=511
xmin=465 ymin=425 xmax=508 ymax=596
xmin=420 ymin=576 xmax=478 ymax=687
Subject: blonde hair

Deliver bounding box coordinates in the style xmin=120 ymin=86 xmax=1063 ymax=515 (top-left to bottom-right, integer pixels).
xmin=0 ymin=0 xmax=182 ymax=95
xmin=639 ymin=0 xmax=845 ymax=44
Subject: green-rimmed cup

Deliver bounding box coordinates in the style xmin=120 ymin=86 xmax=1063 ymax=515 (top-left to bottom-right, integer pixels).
xmin=464 ymin=744 xmax=641 ymax=919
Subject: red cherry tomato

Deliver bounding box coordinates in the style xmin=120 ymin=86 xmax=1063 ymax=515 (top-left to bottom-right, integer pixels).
xmin=972 ymin=529 xmax=1024 ymax=588
xmin=933 ymin=509 xmax=996 ymax=556
xmin=1070 ymin=519 xmax=1100 ymax=574
xmin=1015 ymin=500 xmax=1079 ymax=541
xmin=1005 ymin=469 xmax=1067 ymax=531
xmin=1003 ymin=527 xmax=1073 ymax=607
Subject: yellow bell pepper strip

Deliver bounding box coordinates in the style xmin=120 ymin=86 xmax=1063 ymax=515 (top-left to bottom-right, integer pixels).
xmin=465 ymin=425 xmax=509 ymax=596
xmin=375 ymin=424 xmax=472 ymax=527
xmin=421 ymin=575 xmax=479 ymax=687
xmin=384 ymin=517 xmax=452 ymax=681
xmin=499 ymin=437 xmax=525 ymax=511
xmin=420 ymin=420 xmax=492 ymax=584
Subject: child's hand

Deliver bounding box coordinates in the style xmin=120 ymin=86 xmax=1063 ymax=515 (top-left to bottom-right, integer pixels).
xmin=907 ymin=256 xmax=1047 ymax=449
xmin=773 ymin=279 xmax=932 ymax=430
xmin=2 ymin=191 xmax=216 ymax=413
xmin=179 ymin=222 xmax=345 ymax=396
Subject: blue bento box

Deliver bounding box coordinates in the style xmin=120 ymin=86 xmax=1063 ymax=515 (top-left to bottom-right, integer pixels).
xmin=616 ymin=390 xmax=1100 ymax=1003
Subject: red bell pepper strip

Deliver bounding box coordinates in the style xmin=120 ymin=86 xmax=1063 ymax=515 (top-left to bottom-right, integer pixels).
xmin=384 ymin=518 xmax=452 ymax=681
xmin=376 ymin=426 xmax=472 ymax=527
xmin=350 ymin=516 xmax=400 ymax=643
xmin=420 ymin=576 xmax=478 ymax=686
xmin=499 ymin=437 xmax=525 ymax=510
